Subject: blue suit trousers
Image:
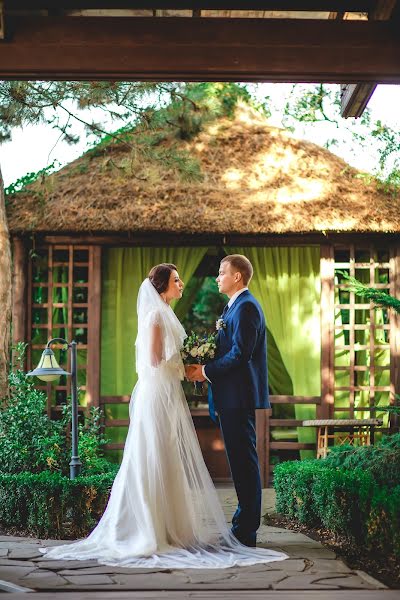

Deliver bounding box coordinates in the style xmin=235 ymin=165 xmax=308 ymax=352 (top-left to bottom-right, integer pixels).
xmin=217 ymin=407 xmax=261 ymax=546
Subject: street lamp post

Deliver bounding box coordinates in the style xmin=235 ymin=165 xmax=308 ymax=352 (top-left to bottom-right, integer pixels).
xmin=27 ymin=337 xmax=82 ymax=480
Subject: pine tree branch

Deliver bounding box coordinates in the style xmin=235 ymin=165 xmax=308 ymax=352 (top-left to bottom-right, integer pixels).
xmin=337 ymin=270 xmax=400 ymax=314
xmin=25 ymin=83 xmax=135 ymax=151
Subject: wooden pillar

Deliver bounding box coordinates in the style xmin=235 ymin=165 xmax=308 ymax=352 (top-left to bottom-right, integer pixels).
xmin=86 ymin=246 xmax=101 ymax=408
xmin=390 ymin=243 xmax=400 ymax=429
xmin=320 ymin=245 xmax=335 ymax=420
xmin=11 ymin=237 xmax=27 ymax=361
xmin=256 ymin=407 xmax=271 ymax=489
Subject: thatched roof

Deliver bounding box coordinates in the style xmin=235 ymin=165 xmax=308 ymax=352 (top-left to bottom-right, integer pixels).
xmin=6 ymin=103 xmax=400 ymax=235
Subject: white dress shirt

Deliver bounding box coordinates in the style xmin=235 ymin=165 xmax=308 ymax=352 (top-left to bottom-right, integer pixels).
xmin=202 ymin=287 xmax=248 ymax=382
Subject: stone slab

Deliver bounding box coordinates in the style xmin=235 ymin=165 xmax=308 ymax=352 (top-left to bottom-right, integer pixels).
xmin=0 ymin=559 xmax=36 ymax=567
xmin=59 ymin=566 xmax=167 ymax=575
xmin=354 ymin=570 xmax=388 ymax=589
xmin=258 ymin=535 xmax=322 ymax=548
xmin=273 ymin=574 xmax=344 ymax=590
xmin=111 ymin=572 xmax=190 ymax=588
xmin=306 ymin=559 xmax=353 ymax=573
xmin=9 ymin=549 xmax=44 ymax=559
xmin=63 ymin=574 xmax=115 ymax=585
xmin=316 ymin=575 xmax=386 ymax=590
xmin=32 ymin=559 xmax=99 ymax=569
xmin=107 ymin=569 xmax=288 ymax=590
xmin=275 ymin=559 xmax=307 ymax=573
xmin=38 ymin=539 xmax=77 ymax=546
xmin=0 ymin=535 xmax=37 ymax=542
xmin=21 ymin=570 xmax=69 ymax=588
xmin=0 ymin=578 xmax=33 ymax=593
xmin=263 ymin=532 xmax=321 ymax=544
xmin=0 ymin=565 xmax=36 ymax=583
xmin=275 ymin=546 xmax=336 ymax=559
xmin=0 ymin=541 xmax=37 ymax=549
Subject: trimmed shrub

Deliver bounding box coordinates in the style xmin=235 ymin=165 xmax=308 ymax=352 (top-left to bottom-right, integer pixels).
xmin=368 ymin=484 xmax=400 ymax=558
xmin=311 ymin=466 xmax=374 ymax=541
xmin=322 ymin=433 xmax=400 ymax=488
xmin=274 ymin=460 xmax=324 ymax=525
xmin=274 ymin=458 xmax=400 ymax=558
xmin=0 ymin=471 xmax=117 ymax=539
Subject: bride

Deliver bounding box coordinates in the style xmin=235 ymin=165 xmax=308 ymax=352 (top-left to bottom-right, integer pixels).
xmin=40 ymin=263 xmax=288 ymax=569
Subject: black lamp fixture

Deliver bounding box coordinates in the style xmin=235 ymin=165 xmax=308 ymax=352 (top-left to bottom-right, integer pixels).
xmin=27 ymin=338 xmax=82 ymax=480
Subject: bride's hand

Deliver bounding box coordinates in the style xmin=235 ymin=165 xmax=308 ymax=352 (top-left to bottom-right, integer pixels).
xmin=185 ymin=364 xmax=206 ymax=382
xmin=184 ymin=365 xmax=194 ymax=380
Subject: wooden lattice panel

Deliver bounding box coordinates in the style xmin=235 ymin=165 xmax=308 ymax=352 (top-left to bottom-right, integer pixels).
xmin=333 ymin=244 xmax=392 ymax=421
xmin=28 ymin=245 xmax=91 ymax=414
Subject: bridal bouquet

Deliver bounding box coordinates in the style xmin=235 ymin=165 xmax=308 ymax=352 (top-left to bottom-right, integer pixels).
xmin=181 ymin=332 xmax=217 ymax=396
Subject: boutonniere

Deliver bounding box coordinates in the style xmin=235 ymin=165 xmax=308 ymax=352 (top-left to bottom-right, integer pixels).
xmin=216 ymin=318 xmax=227 ymax=331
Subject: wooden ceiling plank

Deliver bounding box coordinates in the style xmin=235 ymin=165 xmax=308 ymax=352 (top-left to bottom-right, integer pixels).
xmin=5 ymin=1 xmax=376 ymax=12
xmin=1 ymin=17 xmax=399 ymax=83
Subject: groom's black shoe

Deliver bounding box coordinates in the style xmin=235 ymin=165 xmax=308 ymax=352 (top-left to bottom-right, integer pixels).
xmin=230 ymin=528 xmax=257 ymax=548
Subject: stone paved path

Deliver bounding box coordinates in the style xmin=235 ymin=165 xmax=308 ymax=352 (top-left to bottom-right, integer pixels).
xmin=0 ymin=489 xmax=388 ymax=594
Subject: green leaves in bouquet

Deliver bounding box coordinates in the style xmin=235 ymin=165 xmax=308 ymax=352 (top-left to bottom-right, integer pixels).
xmin=181 ymin=331 xmax=217 ymax=365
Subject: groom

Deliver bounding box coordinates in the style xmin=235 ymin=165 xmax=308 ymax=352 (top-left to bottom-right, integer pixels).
xmin=186 ymin=254 xmax=270 ymax=547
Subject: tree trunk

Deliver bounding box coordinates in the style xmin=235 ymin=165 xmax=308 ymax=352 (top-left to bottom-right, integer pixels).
xmin=0 ymin=167 xmax=11 ymax=398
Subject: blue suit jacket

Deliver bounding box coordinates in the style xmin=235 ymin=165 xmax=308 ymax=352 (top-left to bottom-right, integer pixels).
xmin=204 ymin=290 xmax=270 ymax=417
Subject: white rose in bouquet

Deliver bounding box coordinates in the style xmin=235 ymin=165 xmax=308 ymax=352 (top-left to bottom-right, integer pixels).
xmin=181 ymin=331 xmax=217 ymax=397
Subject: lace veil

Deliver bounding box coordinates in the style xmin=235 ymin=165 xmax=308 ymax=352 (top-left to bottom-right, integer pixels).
xmin=135 ymin=277 xmax=186 ymax=378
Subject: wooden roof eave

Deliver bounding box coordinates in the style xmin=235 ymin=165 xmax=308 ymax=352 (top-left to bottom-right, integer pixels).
xmin=11 ymin=231 xmax=400 ymax=248
xmin=338 ymin=0 xmax=400 ymax=118
xmin=1 ymin=16 xmax=399 ymax=83
xmin=4 ymin=1 xmax=377 ymax=14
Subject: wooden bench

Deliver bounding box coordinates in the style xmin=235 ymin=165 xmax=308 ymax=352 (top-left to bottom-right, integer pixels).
xmin=302 ymin=419 xmax=383 ymax=459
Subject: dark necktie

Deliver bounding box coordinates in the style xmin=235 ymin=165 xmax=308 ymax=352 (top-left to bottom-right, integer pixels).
xmin=221 ymin=304 xmax=229 ymax=319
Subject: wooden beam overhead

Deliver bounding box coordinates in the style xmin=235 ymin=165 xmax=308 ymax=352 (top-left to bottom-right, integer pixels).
xmin=1 ymin=17 xmax=399 ymax=82
xmin=340 ymin=0 xmax=399 ymax=118
xmin=341 ymin=82 xmax=376 ymax=118
xmin=5 ymin=1 xmax=376 ymax=12
xmin=371 ymin=0 xmax=398 ymax=19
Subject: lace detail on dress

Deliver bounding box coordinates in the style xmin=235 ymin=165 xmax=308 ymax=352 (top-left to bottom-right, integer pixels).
xmin=144 ymin=308 xmax=163 ymax=328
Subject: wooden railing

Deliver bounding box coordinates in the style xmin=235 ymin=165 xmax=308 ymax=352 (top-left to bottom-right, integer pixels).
xmin=99 ymin=394 xmax=324 ymax=486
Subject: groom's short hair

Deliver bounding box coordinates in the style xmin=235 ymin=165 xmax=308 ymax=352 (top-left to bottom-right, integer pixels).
xmin=222 ymin=255 xmax=253 ymax=285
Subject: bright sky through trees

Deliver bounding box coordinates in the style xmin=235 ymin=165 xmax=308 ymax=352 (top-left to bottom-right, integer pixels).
xmin=1 ymin=83 xmax=399 ymax=188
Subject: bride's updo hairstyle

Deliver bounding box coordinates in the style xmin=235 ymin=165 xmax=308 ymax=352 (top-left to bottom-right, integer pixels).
xmin=148 ymin=263 xmax=178 ymax=294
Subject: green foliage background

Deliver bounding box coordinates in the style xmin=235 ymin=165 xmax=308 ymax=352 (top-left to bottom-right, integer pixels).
xmin=0 ymin=343 xmax=116 ymax=477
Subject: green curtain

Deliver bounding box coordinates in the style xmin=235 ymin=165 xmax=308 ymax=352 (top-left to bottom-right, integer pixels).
xmin=227 ymin=247 xmax=321 ymax=458
xmin=101 ymin=247 xmax=208 ymax=397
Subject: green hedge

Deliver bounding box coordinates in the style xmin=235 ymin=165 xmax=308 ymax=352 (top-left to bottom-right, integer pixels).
xmin=321 ymin=433 xmax=400 ymax=488
xmin=274 ymin=460 xmax=400 ymax=558
xmin=0 ymin=470 xmax=117 ymax=539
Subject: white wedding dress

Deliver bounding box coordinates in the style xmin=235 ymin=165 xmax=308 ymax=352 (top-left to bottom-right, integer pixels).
xmin=39 ymin=279 xmax=288 ymax=569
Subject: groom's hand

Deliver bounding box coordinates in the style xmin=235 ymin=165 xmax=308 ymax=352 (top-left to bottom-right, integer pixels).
xmin=185 ymin=364 xmax=206 ymax=382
